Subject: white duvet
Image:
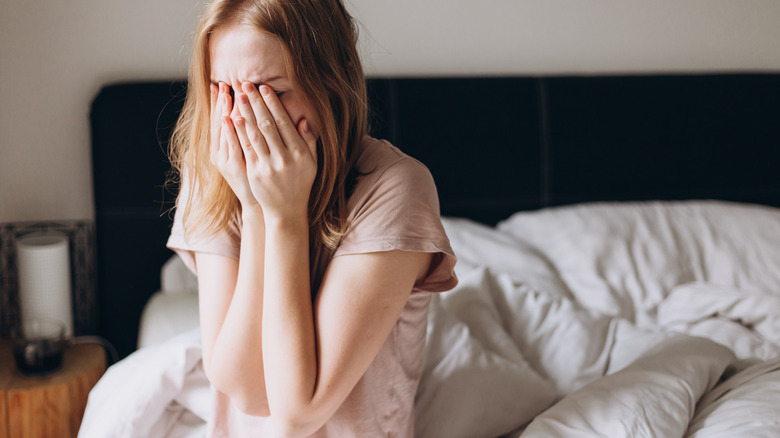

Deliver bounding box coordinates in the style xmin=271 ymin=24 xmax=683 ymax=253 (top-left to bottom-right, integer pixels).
xmin=80 ymin=201 xmax=780 ymax=437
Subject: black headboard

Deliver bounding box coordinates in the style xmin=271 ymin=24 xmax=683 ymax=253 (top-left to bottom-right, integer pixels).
xmin=91 ymin=74 xmax=780 ymax=358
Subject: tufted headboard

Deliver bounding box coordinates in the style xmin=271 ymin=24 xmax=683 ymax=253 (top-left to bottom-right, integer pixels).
xmin=91 ymin=74 xmax=780 ymax=358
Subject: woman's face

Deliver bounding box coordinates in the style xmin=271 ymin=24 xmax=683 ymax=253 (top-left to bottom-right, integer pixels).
xmin=208 ymin=24 xmax=321 ymax=137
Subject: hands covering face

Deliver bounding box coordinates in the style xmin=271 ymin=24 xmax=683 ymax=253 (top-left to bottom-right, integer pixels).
xmin=210 ymin=82 xmax=318 ymax=222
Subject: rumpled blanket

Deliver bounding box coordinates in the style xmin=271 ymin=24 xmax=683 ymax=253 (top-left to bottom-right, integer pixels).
xmin=80 ymin=201 xmax=780 ymax=438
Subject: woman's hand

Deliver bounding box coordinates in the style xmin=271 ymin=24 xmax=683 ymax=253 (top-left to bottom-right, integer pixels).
xmin=210 ymin=83 xmax=260 ymax=211
xmin=233 ymin=81 xmax=319 ymax=224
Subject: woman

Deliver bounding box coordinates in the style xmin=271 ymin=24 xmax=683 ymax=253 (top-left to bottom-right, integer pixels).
xmin=167 ymin=0 xmax=457 ymax=436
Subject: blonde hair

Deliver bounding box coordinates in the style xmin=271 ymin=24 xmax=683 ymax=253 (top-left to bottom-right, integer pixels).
xmin=169 ymin=0 xmax=368 ymax=248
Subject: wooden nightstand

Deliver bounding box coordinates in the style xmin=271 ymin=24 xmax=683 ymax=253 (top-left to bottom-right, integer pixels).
xmin=0 ymin=341 xmax=106 ymax=438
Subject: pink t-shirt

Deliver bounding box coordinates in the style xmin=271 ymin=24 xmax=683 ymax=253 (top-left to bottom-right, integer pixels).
xmin=167 ymin=136 xmax=457 ymax=437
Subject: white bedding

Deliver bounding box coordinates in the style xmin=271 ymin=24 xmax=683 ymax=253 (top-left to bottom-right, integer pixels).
xmin=80 ymin=200 xmax=780 ymax=437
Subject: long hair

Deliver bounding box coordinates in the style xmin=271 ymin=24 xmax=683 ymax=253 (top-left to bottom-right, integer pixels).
xmin=169 ymin=0 xmax=368 ymax=248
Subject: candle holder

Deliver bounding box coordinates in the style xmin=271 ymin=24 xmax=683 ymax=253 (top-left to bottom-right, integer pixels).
xmin=11 ymin=318 xmax=67 ymax=376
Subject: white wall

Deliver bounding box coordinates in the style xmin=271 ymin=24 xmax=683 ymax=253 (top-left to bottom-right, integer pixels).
xmin=2 ymin=0 xmax=779 ymax=223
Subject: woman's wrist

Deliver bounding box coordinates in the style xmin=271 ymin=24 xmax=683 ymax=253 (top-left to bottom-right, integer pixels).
xmin=243 ymin=203 xmax=309 ymax=234
xmin=263 ymin=212 xmax=309 ymax=235
xmin=241 ymin=203 xmax=265 ymax=227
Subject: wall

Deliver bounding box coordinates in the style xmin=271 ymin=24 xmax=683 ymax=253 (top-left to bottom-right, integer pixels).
xmin=1 ymin=0 xmax=779 ymax=223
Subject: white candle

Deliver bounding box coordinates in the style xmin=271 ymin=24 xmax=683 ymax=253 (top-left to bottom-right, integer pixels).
xmin=17 ymin=231 xmax=74 ymax=337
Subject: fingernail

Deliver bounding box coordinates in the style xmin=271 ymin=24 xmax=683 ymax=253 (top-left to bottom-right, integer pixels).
xmin=238 ymin=93 xmax=249 ymax=105
xmin=302 ymin=120 xmax=310 ymax=133
xmin=260 ymin=85 xmax=271 ymax=97
xmin=242 ymin=82 xmax=255 ymax=94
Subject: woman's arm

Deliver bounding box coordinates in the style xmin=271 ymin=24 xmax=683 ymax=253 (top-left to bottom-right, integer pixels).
xmin=263 ymin=231 xmax=432 ymax=436
xmin=196 ymin=219 xmax=431 ymax=433
xmin=195 ymin=83 xmax=271 ymax=415
xmin=195 ymin=208 xmax=270 ymax=416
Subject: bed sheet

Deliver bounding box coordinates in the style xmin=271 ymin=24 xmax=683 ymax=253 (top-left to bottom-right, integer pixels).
xmin=419 ymin=201 xmax=780 ymax=437
xmin=80 ymin=200 xmax=780 ymax=437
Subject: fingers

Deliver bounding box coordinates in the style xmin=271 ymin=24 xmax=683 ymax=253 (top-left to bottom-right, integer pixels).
xmin=241 ymin=82 xmax=285 ymax=157
xmin=220 ymin=117 xmax=234 ymax=158
xmin=297 ymin=119 xmax=318 ymax=163
xmin=235 ymin=87 xmax=269 ymax=156
xmin=255 ymin=84 xmax=305 ymax=155
xmin=211 ymin=83 xmax=247 ymax=166
xmin=216 ymin=83 xmax=235 ymax=165
xmin=219 ymin=82 xmax=232 ymax=120
xmin=232 ymin=115 xmax=257 ymax=164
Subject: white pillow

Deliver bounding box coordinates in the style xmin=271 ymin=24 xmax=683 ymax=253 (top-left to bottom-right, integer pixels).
xmin=161 ymin=254 xmax=199 ymax=293
xmin=138 ymin=291 xmax=199 ymax=348
xmin=496 ymin=201 xmax=780 ymax=322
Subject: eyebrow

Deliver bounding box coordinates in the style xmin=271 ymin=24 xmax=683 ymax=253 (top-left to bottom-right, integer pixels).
xmin=209 ymin=75 xmax=285 ymax=86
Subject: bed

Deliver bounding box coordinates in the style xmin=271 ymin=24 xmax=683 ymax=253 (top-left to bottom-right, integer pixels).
xmin=81 ymin=74 xmax=780 ymax=437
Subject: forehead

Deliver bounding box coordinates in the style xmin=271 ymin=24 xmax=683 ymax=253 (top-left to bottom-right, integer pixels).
xmin=208 ymin=24 xmax=287 ymax=84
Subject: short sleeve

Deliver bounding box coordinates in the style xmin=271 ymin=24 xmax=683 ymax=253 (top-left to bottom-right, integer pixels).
xmin=166 ymin=178 xmax=239 ymax=275
xmin=335 ymin=157 xmax=458 ymax=293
